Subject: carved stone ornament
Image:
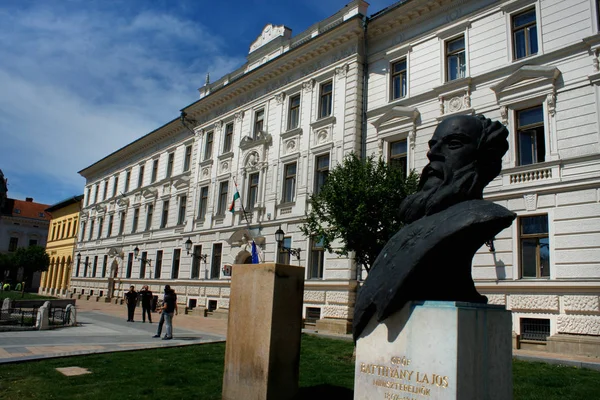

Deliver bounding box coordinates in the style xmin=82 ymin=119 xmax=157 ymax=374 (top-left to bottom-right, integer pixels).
xmin=353 ymin=114 xmax=515 ymax=340
xmin=378 ymin=139 xmax=384 ymax=156
xmin=202 ymin=168 xmax=210 ymax=178
xmin=302 ymin=79 xmax=316 ymax=93
xmin=221 ymin=161 xmax=229 ymax=173
xmin=316 ymin=129 xmax=329 ymax=145
xmin=547 ymin=93 xmax=556 ymax=116
xmin=335 ymin=64 xmax=349 ymax=78
xmin=246 ymin=151 xmax=260 ymax=168
xmin=500 ymin=106 xmax=508 ymax=125
xmin=524 ymin=193 xmax=538 ymax=211
xmin=285 ymin=139 xmax=296 ymax=154
xmin=275 ymin=92 xmax=286 ymax=105
xmin=408 ymin=129 xmax=416 ymax=150
xmin=214 ymin=121 xmax=223 ymax=132
xmin=234 ymin=112 xmax=244 ymax=123
xmin=448 ymin=96 xmax=463 ymax=112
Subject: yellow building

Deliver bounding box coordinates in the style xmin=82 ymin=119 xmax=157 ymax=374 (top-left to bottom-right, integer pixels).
xmin=39 ymin=195 xmax=83 ymax=296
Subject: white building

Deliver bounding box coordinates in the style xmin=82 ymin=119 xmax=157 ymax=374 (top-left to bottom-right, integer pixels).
xmin=74 ymin=0 xmax=600 ymax=354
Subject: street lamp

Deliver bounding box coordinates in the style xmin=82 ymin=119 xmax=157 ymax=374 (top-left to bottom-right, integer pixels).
xmin=274 ymin=227 xmax=301 ymax=262
xmin=133 ymin=246 xmax=153 ymax=278
xmin=184 ymin=238 xmax=208 ymax=262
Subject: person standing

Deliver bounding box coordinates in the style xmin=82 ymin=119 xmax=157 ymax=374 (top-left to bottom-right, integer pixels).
xmin=139 ymin=285 xmax=153 ymax=323
xmin=153 ymin=285 xmax=171 ymax=338
xmin=124 ymin=285 xmax=138 ymax=322
xmin=162 ymin=288 xmax=178 ymax=340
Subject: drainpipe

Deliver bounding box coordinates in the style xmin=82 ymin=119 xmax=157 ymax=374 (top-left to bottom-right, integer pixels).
xmin=360 ymin=15 xmax=369 ymax=161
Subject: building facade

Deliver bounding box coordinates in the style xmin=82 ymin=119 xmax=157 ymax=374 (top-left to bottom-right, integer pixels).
xmin=73 ymin=0 xmax=600 ymax=352
xmin=39 ymin=195 xmax=84 ymax=296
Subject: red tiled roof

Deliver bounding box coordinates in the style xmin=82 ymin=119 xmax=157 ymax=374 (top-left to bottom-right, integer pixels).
xmin=6 ymin=199 xmax=52 ymax=221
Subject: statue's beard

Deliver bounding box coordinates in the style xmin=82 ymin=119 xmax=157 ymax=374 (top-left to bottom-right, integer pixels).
xmin=399 ymin=161 xmax=483 ymax=224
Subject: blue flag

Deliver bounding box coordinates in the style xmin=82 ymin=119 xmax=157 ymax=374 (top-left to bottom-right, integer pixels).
xmin=251 ymin=241 xmax=259 ymax=264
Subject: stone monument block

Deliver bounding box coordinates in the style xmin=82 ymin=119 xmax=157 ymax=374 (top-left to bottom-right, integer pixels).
xmin=355 ymin=301 xmax=512 ymax=400
xmin=222 ymin=263 xmax=305 ymax=400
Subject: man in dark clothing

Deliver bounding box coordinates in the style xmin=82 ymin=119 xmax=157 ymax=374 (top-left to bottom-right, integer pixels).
xmin=139 ymin=285 xmax=153 ymax=323
xmin=153 ymin=285 xmax=178 ymax=339
xmin=124 ymin=285 xmax=138 ymax=322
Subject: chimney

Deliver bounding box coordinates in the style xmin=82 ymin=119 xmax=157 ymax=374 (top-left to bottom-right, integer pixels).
xmin=26 ymin=197 xmax=33 ymax=202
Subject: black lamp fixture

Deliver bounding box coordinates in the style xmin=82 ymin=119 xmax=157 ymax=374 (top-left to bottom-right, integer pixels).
xmin=485 ymin=238 xmax=496 ymax=253
xmin=184 ymin=238 xmax=208 ymax=262
xmin=274 ymin=227 xmax=301 ymax=261
xmin=133 ymin=246 xmax=152 ymax=267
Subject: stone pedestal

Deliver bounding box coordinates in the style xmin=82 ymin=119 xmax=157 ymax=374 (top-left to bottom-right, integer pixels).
xmin=222 ymin=263 xmax=305 ymax=400
xmin=354 ymin=301 xmax=512 ymax=400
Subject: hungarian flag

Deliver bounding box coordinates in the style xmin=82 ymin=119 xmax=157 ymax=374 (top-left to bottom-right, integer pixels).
xmin=228 ymin=190 xmax=240 ymax=213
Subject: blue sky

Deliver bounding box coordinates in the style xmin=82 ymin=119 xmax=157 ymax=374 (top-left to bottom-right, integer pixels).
xmin=0 ymin=0 xmax=396 ymax=206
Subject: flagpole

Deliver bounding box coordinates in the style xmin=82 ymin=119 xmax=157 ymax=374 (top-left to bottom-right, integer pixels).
xmin=233 ymin=177 xmax=251 ymax=226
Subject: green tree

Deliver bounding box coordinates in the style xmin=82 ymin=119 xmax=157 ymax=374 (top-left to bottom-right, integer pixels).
xmin=13 ymin=245 xmax=50 ymax=296
xmin=0 ymin=252 xmax=15 ymax=282
xmin=301 ymin=153 xmax=419 ymax=273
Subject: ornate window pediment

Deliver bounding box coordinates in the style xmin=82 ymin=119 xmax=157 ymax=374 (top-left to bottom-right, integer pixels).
xmin=372 ymin=106 xmax=419 ymax=131
xmin=173 ymin=175 xmax=190 ymax=190
xmin=92 ymin=204 xmax=106 ymax=213
xmin=142 ymin=187 xmax=158 ymax=200
xmin=491 ymin=65 xmax=561 ymax=103
xmin=116 ymin=197 xmax=129 ymax=208
xmin=240 ymin=131 xmax=272 ymax=151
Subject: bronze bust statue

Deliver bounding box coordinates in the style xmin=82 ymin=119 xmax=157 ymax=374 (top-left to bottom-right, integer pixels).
xmin=353 ymin=115 xmax=516 ymax=340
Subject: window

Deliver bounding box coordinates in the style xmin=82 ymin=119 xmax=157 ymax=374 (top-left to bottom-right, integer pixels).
xmin=145 ymin=204 xmax=153 ymax=230
xmin=124 ymin=170 xmax=131 ymax=192
xmin=517 ymin=106 xmax=545 ymax=166
xmin=520 ymin=318 xmax=550 ymax=341
xmin=61 ymin=224 xmax=66 ymax=239
xmin=253 ymin=109 xmax=264 ymax=139
xmin=512 ymin=8 xmax=538 ymax=60
xmin=217 ymin=181 xmax=229 ymax=215
xmin=160 ymin=200 xmax=169 ymax=228
xmin=75 ymin=257 xmax=81 ymax=277
xmin=389 ymin=140 xmax=408 ymax=177
xmin=171 ymin=249 xmax=181 ymax=279
xmin=51 ymin=225 xmax=56 ymax=241
xmin=166 ymin=153 xmax=174 ymax=178
xmin=391 ymin=59 xmax=407 ymax=100
xmin=191 ymin=245 xmax=202 ymax=279
xmin=29 ymin=239 xmax=37 ymax=246
xmin=97 ymin=217 xmax=103 ymax=239
xmin=319 ymin=81 xmax=333 ymax=119
xmin=446 ymin=36 xmax=466 ymax=81
xmin=519 ymin=215 xmax=550 ymax=278
xmin=107 ymin=215 xmax=114 ymax=237
xmin=113 ymin=176 xmax=119 ymax=198
xmin=247 ymin=173 xmax=259 ymax=210
xmin=278 ymin=237 xmax=292 ymax=265
xmin=80 ymin=222 xmax=86 ymax=242
xmin=204 ymin=131 xmax=214 ymax=160
xmin=126 ymin=253 xmax=133 ymax=278
xmin=103 ymin=181 xmax=108 ymax=201
xmin=151 ymin=159 xmax=159 ymax=183
xmin=118 ymin=211 xmax=126 ymax=235
xmin=84 ymin=256 xmax=90 ymax=277
xmin=309 ymin=237 xmax=325 ymax=279
xmin=8 ymin=237 xmax=18 ymax=252
xmin=102 ymin=255 xmax=108 ymax=278
xmin=283 ymin=162 xmax=297 ymax=203
xmin=314 ymin=154 xmax=329 ymax=194
xmin=198 ymin=186 xmax=209 ymax=220
xmin=88 ymin=219 xmax=95 ymax=241
xmin=183 ymin=145 xmax=192 ymax=172
xmin=132 ymin=208 xmax=140 ymax=233
xmin=178 ymin=196 xmax=187 ymax=225
xmin=223 ymin=123 xmax=233 ymax=153
xmin=67 ymin=221 xmax=72 ymax=237
xmin=154 ymin=250 xmax=163 ymax=279
xmin=140 ymin=251 xmax=148 ymax=279
xmin=211 ymin=243 xmax=222 ymax=279
xmin=85 ymin=187 xmax=90 ymax=206
xmin=288 ymin=94 xmax=301 ymax=130
xmin=92 ymin=256 xmax=98 ymax=278
xmin=138 ymin=165 xmax=145 ymax=188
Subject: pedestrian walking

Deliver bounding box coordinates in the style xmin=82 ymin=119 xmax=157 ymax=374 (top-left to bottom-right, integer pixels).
xmin=139 ymin=285 xmax=153 ymax=323
xmin=153 ymin=285 xmax=178 ymax=339
xmin=124 ymin=285 xmax=138 ymax=322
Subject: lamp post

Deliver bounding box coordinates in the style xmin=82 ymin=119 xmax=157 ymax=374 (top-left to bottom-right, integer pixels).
xmin=274 ymin=227 xmax=301 ymax=263
xmin=133 ymin=246 xmax=153 ymax=279
xmin=76 ymin=252 xmax=92 ymax=277
xmin=185 ymin=238 xmax=208 ymax=279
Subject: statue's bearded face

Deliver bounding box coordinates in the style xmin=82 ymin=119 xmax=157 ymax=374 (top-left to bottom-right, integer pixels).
xmin=399 ymin=116 xmax=485 ymax=223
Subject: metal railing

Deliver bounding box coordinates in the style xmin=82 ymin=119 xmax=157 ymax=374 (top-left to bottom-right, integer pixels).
xmin=0 ymin=307 xmax=38 ymax=327
xmin=520 ymin=318 xmax=550 ymax=341
xmin=49 ymin=307 xmax=72 ymax=326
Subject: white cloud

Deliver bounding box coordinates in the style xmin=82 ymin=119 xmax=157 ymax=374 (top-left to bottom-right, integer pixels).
xmin=0 ymin=4 xmax=245 ymax=204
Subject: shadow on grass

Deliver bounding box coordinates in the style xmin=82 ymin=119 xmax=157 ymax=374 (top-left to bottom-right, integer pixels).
xmin=296 ymin=384 xmax=353 ymax=399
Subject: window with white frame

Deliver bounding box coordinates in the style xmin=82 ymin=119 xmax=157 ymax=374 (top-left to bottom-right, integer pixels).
xmin=223 ymin=123 xmax=233 ymax=153
xmin=151 ymin=159 xmax=159 ymax=183
xmin=391 ymin=58 xmax=407 ymax=100
xmin=97 ymin=217 xmax=103 ymax=239
xmin=102 ymin=180 xmax=108 ymax=201
xmin=217 ymin=181 xmax=229 ymax=215
xmin=191 ymin=245 xmax=202 ymax=279
xmin=308 ymin=237 xmax=325 ymax=279
xmin=446 ymin=35 xmax=466 ymax=81
xmin=283 ymin=162 xmax=297 ymax=203
xmin=389 ymin=140 xmax=408 ymax=178
xmin=288 ymin=94 xmax=301 ymax=130
xmin=118 ymin=211 xmax=126 ymax=235
xmin=253 ymin=109 xmax=264 ymax=139
xmin=107 ymin=214 xmax=114 ymax=237
xmin=204 ymin=131 xmax=214 ymax=160
xmin=88 ymin=219 xmax=95 ymax=241
xmin=519 ymin=215 xmax=550 ymax=278
xmin=124 ymin=170 xmax=131 ymax=192
xmin=145 ymin=204 xmax=153 ymax=230
xmin=211 ymin=243 xmax=222 ymax=279
xmin=160 ymin=200 xmax=169 ymax=228
xmin=198 ymin=186 xmax=209 ymax=220
xmin=183 ymin=145 xmax=192 ymax=172
xmin=516 ymin=105 xmax=545 ymax=166
xmin=112 ymin=176 xmax=119 ymax=197
xmin=512 ymin=8 xmax=538 ymax=60
xmin=247 ymin=173 xmax=259 ymax=210
xmin=166 ymin=153 xmax=174 ymax=178
xmin=314 ymin=154 xmax=329 ymax=194
xmin=318 ymin=81 xmax=333 ymax=119
xmin=138 ymin=165 xmax=145 ymax=188
xmin=177 ymin=195 xmax=187 ymax=225
xmin=171 ymin=249 xmax=181 ymax=279
xmin=93 ymin=183 xmax=99 ymax=204
xmin=132 ymin=208 xmax=139 ymax=233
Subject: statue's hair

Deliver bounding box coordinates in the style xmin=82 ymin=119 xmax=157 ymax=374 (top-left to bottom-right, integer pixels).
xmin=474 ymin=115 xmax=509 ymax=186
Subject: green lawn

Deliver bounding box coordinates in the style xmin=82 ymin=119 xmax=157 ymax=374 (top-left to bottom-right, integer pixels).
xmin=0 ymin=335 xmax=598 ymax=400
xmin=0 ymin=291 xmax=55 ymax=301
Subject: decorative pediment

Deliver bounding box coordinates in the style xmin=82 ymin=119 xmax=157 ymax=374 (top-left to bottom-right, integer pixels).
xmin=116 ymin=197 xmax=129 ymax=208
xmin=372 ymin=106 xmax=419 ymax=130
xmin=173 ymin=175 xmax=190 ymax=190
xmin=142 ymin=187 xmax=158 ymax=199
xmin=249 ymin=24 xmax=292 ymax=54
xmin=239 ymin=131 xmax=272 ymax=151
xmin=491 ymin=66 xmax=561 ymax=102
xmin=227 ymin=228 xmax=265 ymax=247
xmin=92 ymin=204 xmax=106 ymax=213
